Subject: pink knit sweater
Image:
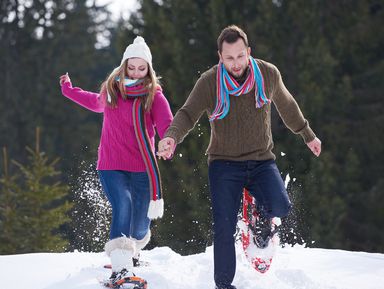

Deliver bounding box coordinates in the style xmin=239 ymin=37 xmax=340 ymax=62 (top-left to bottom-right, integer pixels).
xmin=61 ymin=81 xmax=173 ymax=172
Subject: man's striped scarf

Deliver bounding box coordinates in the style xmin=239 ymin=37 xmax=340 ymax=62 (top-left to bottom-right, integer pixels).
xmin=209 ymin=56 xmax=270 ymax=121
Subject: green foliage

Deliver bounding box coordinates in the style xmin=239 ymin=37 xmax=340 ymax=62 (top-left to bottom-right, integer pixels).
xmin=123 ymin=0 xmax=384 ymax=253
xmin=0 ymin=0 xmax=116 ymax=252
xmin=0 ymin=149 xmax=21 ymax=253
xmin=0 ymin=131 xmax=72 ymax=253
xmin=0 ymin=0 xmax=113 ymax=173
xmin=1 ymin=0 xmax=383 ymax=254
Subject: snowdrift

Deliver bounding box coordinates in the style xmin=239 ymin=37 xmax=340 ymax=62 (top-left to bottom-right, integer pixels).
xmin=1 ymin=244 xmax=383 ymax=289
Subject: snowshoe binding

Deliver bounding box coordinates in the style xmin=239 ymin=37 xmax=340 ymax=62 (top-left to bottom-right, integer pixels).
xmin=102 ymin=268 xmax=147 ymax=289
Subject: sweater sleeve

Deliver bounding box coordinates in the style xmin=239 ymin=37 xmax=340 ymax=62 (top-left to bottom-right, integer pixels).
xmin=151 ymin=89 xmax=174 ymax=139
xmin=61 ymin=81 xmax=104 ymax=113
xmin=271 ymin=66 xmax=316 ymax=143
xmin=164 ymin=74 xmax=210 ymax=144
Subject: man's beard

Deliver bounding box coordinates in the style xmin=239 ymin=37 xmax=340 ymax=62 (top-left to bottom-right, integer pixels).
xmin=228 ymin=66 xmax=248 ymax=80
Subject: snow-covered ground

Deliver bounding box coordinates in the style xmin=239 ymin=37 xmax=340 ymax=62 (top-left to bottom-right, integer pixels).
xmin=1 ymin=244 xmax=383 ymax=289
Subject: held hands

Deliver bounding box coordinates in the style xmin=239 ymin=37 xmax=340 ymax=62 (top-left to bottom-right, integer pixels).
xmin=59 ymin=72 xmax=71 ymax=86
xmin=158 ymin=136 xmax=321 ymax=159
xmin=157 ymin=137 xmax=176 ymax=160
xmin=306 ymin=137 xmax=322 ymax=157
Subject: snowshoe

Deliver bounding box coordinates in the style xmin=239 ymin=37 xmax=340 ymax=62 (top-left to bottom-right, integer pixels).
xmin=238 ymin=189 xmax=281 ymax=273
xmin=102 ymin=269 xmax=147 ymax=289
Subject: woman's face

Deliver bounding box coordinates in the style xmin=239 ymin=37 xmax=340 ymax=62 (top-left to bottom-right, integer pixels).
xmin=126 ymin=58 xmax=149 ymax=79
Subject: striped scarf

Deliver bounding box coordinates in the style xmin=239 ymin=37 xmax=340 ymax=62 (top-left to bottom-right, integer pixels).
xmin=122 ymin=78 xmax=149 ymax=98
xmin=118 ymin=78 xmax=164 ymax=219
xmin=107 ymin=78 xmax=148 ymax=102
xmin=209 ymin=56 xmax=270 ymax=121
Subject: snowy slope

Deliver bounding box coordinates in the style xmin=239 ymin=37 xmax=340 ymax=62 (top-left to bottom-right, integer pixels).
xmin=1 ymin=244 xmax=383 ymax=289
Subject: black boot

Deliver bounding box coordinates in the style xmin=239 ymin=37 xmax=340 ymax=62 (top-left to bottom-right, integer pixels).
xmin=133 ymin=256 xmax=140 ymax=267
xmin=253 ymin=215 xmax=276 ymax=249
xmin=132 ymin=254 xmax=150 ymax=267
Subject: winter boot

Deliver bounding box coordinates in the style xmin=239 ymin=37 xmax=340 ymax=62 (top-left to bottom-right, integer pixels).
xmin=132 ymin=253 xmax=150 ymax=267
xmin=133 ymin=253 xmax=140 ymax=267
xmin=105 ymin=237 xmax=136 ymax=286
xmin=253 ymin=215 xmax=278 ymax=249
xmin=132 ymin=231 xmax=151 ymax=267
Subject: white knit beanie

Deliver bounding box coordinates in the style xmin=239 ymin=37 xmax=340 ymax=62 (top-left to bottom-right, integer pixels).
xmin=121 ymin=36 xmax=152 ymax=68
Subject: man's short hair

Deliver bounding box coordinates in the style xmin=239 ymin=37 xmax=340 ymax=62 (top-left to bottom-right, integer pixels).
xmin=217 ymin=25 xmax=249 ymax=52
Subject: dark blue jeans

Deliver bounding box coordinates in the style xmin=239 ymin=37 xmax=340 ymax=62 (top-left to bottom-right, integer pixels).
xmin=208 ymin=159 xmax=291 ymax=287
xmin=98 ymin=170 xmax=151 ymax=240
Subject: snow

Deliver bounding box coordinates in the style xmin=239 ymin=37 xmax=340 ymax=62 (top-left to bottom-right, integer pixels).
xmin=1 ymin=244 xmax=383 ymax=289
xmin=3 ymin=153 xmax=381 ymax=289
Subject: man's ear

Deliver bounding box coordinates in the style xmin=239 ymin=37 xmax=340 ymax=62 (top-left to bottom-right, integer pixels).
xmin=247 ymin=46 xmax=251 ymax=57
xmin=218 ymin=50 xmax=223 ymax=62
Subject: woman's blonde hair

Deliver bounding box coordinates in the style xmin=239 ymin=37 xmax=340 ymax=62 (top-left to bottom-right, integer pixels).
xmin=100 ymin=59 xmax=159 ymax=111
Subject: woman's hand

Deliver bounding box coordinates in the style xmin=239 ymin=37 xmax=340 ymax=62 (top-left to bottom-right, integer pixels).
xmin=59 ymin=72 xmax=71 ymax=86
xmin=157 ymin=137 xmax=176 ymax=160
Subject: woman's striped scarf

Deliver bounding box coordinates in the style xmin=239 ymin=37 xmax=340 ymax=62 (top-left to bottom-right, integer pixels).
xmin=107 ymin=78 xmax=148 ymax=102
xmin=209 ymin=56 xmax=270 ymax=121
xmin=117 ymin=77 xmax=164 ymax=220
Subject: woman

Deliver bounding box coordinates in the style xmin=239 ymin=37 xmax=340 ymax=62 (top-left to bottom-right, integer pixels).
xmin=59 ymin=36 xmax=173 ymax=286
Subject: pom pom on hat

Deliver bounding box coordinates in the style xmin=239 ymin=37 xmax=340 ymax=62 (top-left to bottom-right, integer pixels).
xmin=121 ymin=36 xmax=152 ymax=68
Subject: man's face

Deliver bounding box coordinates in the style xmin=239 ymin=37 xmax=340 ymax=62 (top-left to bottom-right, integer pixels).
xmin=218 ymin=38 xmax=251 ymax=78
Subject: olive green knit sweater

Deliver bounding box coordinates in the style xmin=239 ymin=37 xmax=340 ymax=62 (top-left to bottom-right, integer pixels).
xmin=164 ymin=59 xmax=316 ymax=163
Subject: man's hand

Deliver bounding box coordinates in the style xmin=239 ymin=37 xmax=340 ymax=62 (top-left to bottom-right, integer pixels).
xmin=307 ymin=137 xmax=322 ymax=157
xmin=157 ymin=137 xmax=176 ymax=160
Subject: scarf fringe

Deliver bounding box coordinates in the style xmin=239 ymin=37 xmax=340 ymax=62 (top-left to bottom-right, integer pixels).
xmin=148 ymin=199 xmax=164 ymax=219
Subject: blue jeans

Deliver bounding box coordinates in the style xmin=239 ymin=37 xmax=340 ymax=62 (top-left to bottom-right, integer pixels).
xmin=208 ymin=159 xmax=291 ymax=287
xmin=98 ymin=170 xmax=151 ymax=240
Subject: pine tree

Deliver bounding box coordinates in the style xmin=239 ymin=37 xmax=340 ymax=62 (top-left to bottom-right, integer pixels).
xmin=0 ymin=128 xmax=72 ymax=253
xmin=0 ymin=0 xmax=113 ymax=173
xmin=123 ymin=0 xmax=384 ymax=253
xmin=0 ymin=147 xmax=23 ymax=253
xmin=0 ymin=1 xmax=116 ymax=252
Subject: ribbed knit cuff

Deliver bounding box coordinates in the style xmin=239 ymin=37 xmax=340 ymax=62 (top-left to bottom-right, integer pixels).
xmin=61 ymin=81 xmax=72 ymax=95
xmin=300 ymin=126 xmax=316 ymax=143
xmin=164 ymin=127 xmax=181 ymax=144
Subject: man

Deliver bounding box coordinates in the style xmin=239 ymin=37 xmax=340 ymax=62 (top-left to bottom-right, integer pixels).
xmin=158 ymin=25 xmax=321 ymax=289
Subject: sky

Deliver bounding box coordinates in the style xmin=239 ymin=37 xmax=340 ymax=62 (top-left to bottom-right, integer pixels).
xmin=1 ymin=244 xmax=383 ymax=289
xmin=96 ymin=0 xmax=139 ymax=20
